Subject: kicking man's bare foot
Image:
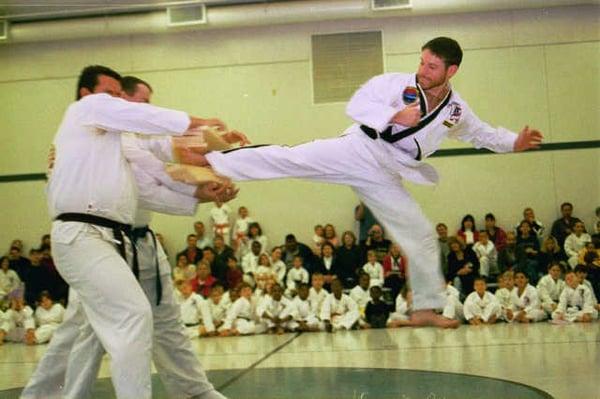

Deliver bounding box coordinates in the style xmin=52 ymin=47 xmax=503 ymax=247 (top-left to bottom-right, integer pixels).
xmin=410 ymin=310 xmax=460 ymax=329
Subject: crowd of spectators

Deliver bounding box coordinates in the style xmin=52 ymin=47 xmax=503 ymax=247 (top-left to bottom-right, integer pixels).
xmin=1 ymin=202 xmax=599 ymax=344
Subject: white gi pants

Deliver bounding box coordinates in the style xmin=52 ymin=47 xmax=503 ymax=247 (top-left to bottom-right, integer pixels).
xmin=552 ymin=307 xmax=599 ymax=323
xmin=206 ymin=133 xmax=446 ymax=310
xmin=442 ymin=296 xmax=464 ymax=321
xmin=62 ymin=233 xmax=221 ymax=399
xmin=464 ymin=303 xmax=501 ymax=323
xmin=330 ymin=311 xmax=360 ymax=330
xmin=33 ymin=323 xmax=60 ymax=344
xmin=288 ymin=316 xmax=325 ymax=331
xmin=52 ymin=225 xmax=153 ymax=399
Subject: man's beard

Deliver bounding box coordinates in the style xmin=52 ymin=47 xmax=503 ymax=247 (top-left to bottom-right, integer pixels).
xmin=417 ymin=74 xmax=447 ymax=91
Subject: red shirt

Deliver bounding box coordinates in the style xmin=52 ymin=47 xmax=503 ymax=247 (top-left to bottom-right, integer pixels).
xmin=196 ymin=275 xmax=217 ymax=298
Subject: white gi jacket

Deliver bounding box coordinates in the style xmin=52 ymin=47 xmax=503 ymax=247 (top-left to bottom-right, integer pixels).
xmin=555 ymin=284 xmax=597 ymax=317
xmin=536 ymin=275 xmax=565 ymax=305
xmin=463 ymin=291 xmax=499 ymax=320
xmin=179 ymin=293 xmax=215 ymax=332
xmin=34 ymin=304 xmax=65 ymax=327
xmin=345 ymin=73 xmax=517 ymax=185
xmin=308 ymin=287 xmax=328 ymax=315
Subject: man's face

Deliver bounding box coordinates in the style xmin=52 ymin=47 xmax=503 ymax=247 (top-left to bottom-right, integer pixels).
xmin=8 ymin=249 xmax=19 ymax=260
xmin=561 ymin=205 xmax=573 ymax=218
xmin=83 ymin=74 xmax=121 ymax=98
xmin=122 ymin=83 xmax=151 ymax=103
xmin=524 ymin=209 xmax=535 ymax=221
xmin=194 ymin=222 xmax=205 ymax=236
xmin=417 ymin=49 xmax=456 ymax=91
xmin=436 ymin=224 xmax=448 ymax=239
xmin=187 ymin=236 xmax=197 ymax=248
xmin=285 ymin=238 xmax=297 ymax=252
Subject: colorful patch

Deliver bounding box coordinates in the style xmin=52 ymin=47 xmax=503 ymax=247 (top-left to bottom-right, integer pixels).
xmin=402 ymin=86 xmax=419 ymax=105
xmin=448 ymin=102 xmax=462 ymax=123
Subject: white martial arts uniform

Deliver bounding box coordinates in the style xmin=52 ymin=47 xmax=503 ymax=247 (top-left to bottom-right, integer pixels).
xmin=233 ymin=216 xmax=254 ymax=243
xmin=308 ymin=286 xmax=328 ymax=315
xmin=256 ymin=295 xmax=294 ymax=330
xmin=472 ymin=241 xmax=498 ymax=278
xmin=463 ymin=291 xmax=501 ymax=323
xmin=1 ymin=306 xmax=35 ymax=342
xmin=564 ymin=233 xmax=592 ymax=268
xmin=349 ymin=285 xmax=371 ymax=324
xmin=220 ymin=296 xmax=260 ymax=335
xmin=494 ymin=287 xmax=513 ymax=322
xmin=442 ymin=284 xmax=464 ymax=321
xmin=46 ymin=93 xmax=190 ymax=399
xmin=33 ymin=303 xmax=65 ymax=344
xmin=209 ymin=296 xmax=230 ymax=329
xmin=210 ymin=204 xmax=232 ymax=245
xmin=205 ymin=72 xmax=517 ymax=311
xmin=241 ymin=252 xmax=260 ymax=286
xmin=552 ymin=284 xmax=598 ymax=322
xmin=387 ymin=294 xmax=411 ymax=324
xmin=362 ymin=261 xmax=384 ymax=287
xmin=320 ymin=293 xmax=360 ymax=331
xmin=0 ymin=268 xmax=21 ymax=300
xmin=287 ymin=296 xmax=324 ymax=331
xmin=271 ymin=260 xmax=287 ymax=284
xmin=179 ymin=292 xmax=215 ymax=338
xmin=286 ymin=267 xmax=310 ymax=293
xmin=510 ymin=284 xmax=547 ymax=322
xmin=536 ymin=275 xmax=565 ymax=314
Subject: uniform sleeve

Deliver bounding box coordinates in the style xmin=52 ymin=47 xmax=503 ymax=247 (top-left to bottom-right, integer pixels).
xmin=447 ymin=102 xmax=517 ymax=153
xmin=199 ymin=300 xmax=215 ymax=332
xmin=524 ymin=288 xmax=541 ymax=313
xmin=24 ymin=308 xmax=36 ymax=330
xmin=320 ymin=297 xmax=331 ymax=321
xmin=463 ymin=294 xmax=475 ymax=320
xmin=536 ymin=279 xmax=552 ymax=305
xmin=556 ymin=289 xmax=568 ymax=314
xmin=346 ymin=74 xmax=402 ymax=132
xmin=132 ymin=165 xmax=198 ymax=216
xmin=81 ymin=93 xmax=190 ymax=136
xmin=222 ymin=300 xmax=241 ymax=330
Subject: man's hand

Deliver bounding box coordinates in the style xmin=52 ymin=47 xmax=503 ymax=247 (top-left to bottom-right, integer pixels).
xmin=391 ymin=101 xmax=421 ymax=127
xmin=221 ymin=130 xmax=251 ymax=146
xmin=514 ymin=125 xmax=543 ymax=152
xmin=194 ymin=180 xmax=239 ymax=203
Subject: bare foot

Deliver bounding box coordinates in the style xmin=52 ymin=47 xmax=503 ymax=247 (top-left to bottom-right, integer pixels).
xmin=410 ymin=310 xmax=460 ymax=329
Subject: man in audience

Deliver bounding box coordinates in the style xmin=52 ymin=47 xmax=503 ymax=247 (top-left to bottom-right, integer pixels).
xmin=361 ymin=224 xmax=391 ymax=263
xmin=7 ymin=246 xmax=31 ymax=282
xmin=521 ymin=207 xmax=545 ymax=239
xmin=551 ymin=202 xmax=582 ymax=253
xmin=354 ymin=203 xmax=379 ymax=242
xmin=212 ymin=235 xmax=235 ymax=286
xmin=177 ymin=234 xmax=204 ymax=265
xmin=194 ymin=221 xmax=212 ymax=249
xmin=24 ymin=249 xmax=52 ymax=307
xmin=436 ymin=223 xmax=450 ymax=276
xmin=282 ymin=234 xmax=315 ymax=272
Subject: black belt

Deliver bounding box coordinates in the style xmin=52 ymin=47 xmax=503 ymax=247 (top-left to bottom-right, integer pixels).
xmin=132 ymin=225 xmax=163 ymax=306
xmin=185 ymin=322 xmax=200 ymax=327
xmin=55 ymin=213 xmax=139 ymax=279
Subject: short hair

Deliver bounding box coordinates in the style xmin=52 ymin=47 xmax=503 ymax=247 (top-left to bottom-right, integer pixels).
xmin=187 ymin=234 xmax=197 ymax=240
xmin=421 ymin=37 xmax=463 ymax=67
xmin=226 ymin=254 xmax=237 ymax=263
xmin=321 ymin=242 xmax=335 ymax=252
xmin=297 ymin=283 xmax=309 ymax=291
xmin=514 ymin=270 xmax=528 ymax=279
xmin=560 ymin=202 xmax=573 ymax=210
xmin=39 ymin=290 xmax=52 ymax=301
xmin=211 ymin=284 xmax=224 ymax=293
xmin=484 ymin=213 xmax=495 ymax=221
xmin=547 ymin=261 xmax=562 ymax=271
xmin=436 ymin=222 xmax=447 ymax=229
xmin=474 ymin=276 xmax=486 ymax=284
xmin=285 ymin=234 xmax=296 ymax=242
xmin=76 ymin=65 xmax=121 ymax=100
xmin=29 ymin=248 xmax=40 ymax=255
xmin=121 ymin=76 xmax=152 ymax=96
xmin=574 ymin=265 xmax=588 ymax=274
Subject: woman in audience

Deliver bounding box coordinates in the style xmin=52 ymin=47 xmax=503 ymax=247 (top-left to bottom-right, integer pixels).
xmin=520 ymin=207 xmax=545 ymax=239
xmin=333 ymin=231 xmax=362 ymax=289
xmin=314 ymin=242 xmax=339 ymax=290
xmin=516 ymin=220 xmax=541 ymax=284
xmin=457 ymin=214 xmax=479 ymax=249
xmin=245 ymin=222 xmax=269 ymax=257
xmin=446 ymin=237 xmax=479 ymax=296
xmin=382 ymin=244 xmax=407 ymax=301
xmin=539 ymin=236 xmax=566 ymax=278
xmin=323 ymin=224 xmax=340 ymax=248
xmin=196 ymin=261 xmax=217 ymax=298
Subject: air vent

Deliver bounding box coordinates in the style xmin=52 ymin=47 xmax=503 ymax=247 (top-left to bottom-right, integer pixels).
xmin=371 ymin=0 xmax=411 ymax=11
xmin=167 ymin=4 xmax=206 ymax=27
xmin=0 ymin=20 xmax=8 ymax=41
xmin=311 ymin=31 xmax=384 ymax=104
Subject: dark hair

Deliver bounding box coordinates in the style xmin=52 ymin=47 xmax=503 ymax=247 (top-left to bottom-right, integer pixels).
xmin=121 ymin=76 xmax=152 ymax=96
xmin=76 ymin=65 xmax=121 ymax=100
xmin=226 ymin=254 xmax=237 ymax=263
xmin=547 ymin=261 xmax=562 ymax=271
xmin=574 ymin=264 xmax=588 ymax=274
xmin=187 ymin=234 xmax=196 ymax=240
xmin=285 ymin=234 xmax=297 ymax=242
xmin=560 ymin=202 xmax=573 ymax=210
xmin=247 ymin=222 xmax=263 ymax=237
xmin=484 ymin=213 xmax=495 ymax=221
xmin=474 ymin=276 xmax=486 ymax=284
xmin=321 ymin=242 xmax=335 ymax=253
xmin=39 ymin=290 xmax=52 ymax=301
xmin=583 ymin=251 xmax=598 ymax=265
xmin=421 ymin=37 xmax=463 ymax=67
xmin=460 ymin=214 xmax=476 ymax=232
xmin=436 ymin=222 xmax=447 ymax=229
xmin=514 ymin=270 xmax=528 ymax=279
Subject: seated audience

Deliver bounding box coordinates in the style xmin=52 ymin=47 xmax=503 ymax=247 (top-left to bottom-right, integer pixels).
xmin=436 ymin=223 xmax=451 ymax=277
xmin=308 ymin=273 xmax=328 ymax=317
xmin=196 ymin=261 xmax=217 ymax=298
xmin=225 ymin=255 xmax=243 ymax=290
xmin=364 ymin=286 xmax=393 ymax=329
xmin=463 ymin=277 xmax=501 ymax=325
xmin=285 ymin=255 xmax=310 ymax=297
xmin=574 ymin=265 xmax=599 ymax=310
xmin=510 ymin=271 xmax=546 ymax=323
xmin=219 ymin=283 xmax=263 ymax=336
xmin=536 ymin=262 xmax=565 ymax=315
xmin=177 ymin=280 xmax=215 ymax=338
xmin=334 ymin=231 xmax=362 ymax=289
xmin=360 ymin=224 xmax=391 ymax=263
xmin=7 ymin=246 xmax=31 ymax=282
xmin=349 ymin=273 xmax=371 ymax=326
xmin=564 ymin=221 xmax=591 ymax=269
xmin=484 ymin=213 xmax=507 ymax=252
xmin=383 ymin=244 xmax=407 ymax=301
xmin=256 ymin=283 xmax=294 ymax=334
xmin=240 ymin=222 xmax=269 ymax=259
xmin=270 ymin=247 xmax=287 ymax=285
xmin=0 ymin=292 xmax=35 ymax=345
xmin=515 ymin=220 xmax=540 ymax=284
xmin=521 ymin=207 xmax=545 ymax=239
xmin=472 ymin=230 xmax=499 ymax=280
xmin=552 ymin=270 xmax=598 ymax=323
xmin=442 ymin=281 xmax=464 ymax=322
xmin=30 ymin=291 xmax=65 ymax=345
xmin=362 ymin=250 xmax=384 ymax=288
xmin=387 ymin=287 xmax=412 ymax=328
xmin=172 ymin=254 xmax=197 ymax=285
xmin=212 ymin=235 xmax=235 ymax=285
xmin=320 ymin=279 xmax=360 ymax=332
xmin=288 ymin=283 xmax=323 ymax=332
xmin=24 ymin=249 xmax=52 ymax=307
xmin=282 ymin=234 xmax=315 ymax=273
xmin=314 ymin=242 xmax=339 ymax=289
xmin=538 ymin=237 xmax=567 ymax=279
xmin=446 ymin=237 xmax=479 ymax=296
xmin=495 ymin=271 xmax=514 ymax=322
xmin=323 ymin=224 xmax=340 ymax=248
xmin=208 ymin=284 xmax=230 ymax=331
xmin=498 ymin=231 xmax=519 ymax=274
xmin=177 ymin=234 xmax=203 ymax=265
xmin=457 ymin=214 xmax=479 ymax=249
xmin=0 ymin=256 xmax=22 ymax=305
xmin=550 ymin=202 xmax=582 ymax=254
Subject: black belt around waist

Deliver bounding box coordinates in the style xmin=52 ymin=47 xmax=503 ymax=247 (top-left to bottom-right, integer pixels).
xmin=185 ymin=322 xmax=200 ymax=327
xmin=55 ymin=213 xmax=140 ymax=280
xmin=132 ymin=225 xmax=163 ymax=306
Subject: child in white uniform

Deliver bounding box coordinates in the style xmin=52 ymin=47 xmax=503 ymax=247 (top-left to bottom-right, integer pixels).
xmin=31 ymin=291 xmax=65 ymax=344
xmin=177 ymin=281 xmax=215 ymax=338
xmin=288 ymin=283 xmax=324 ymax=332
xmin=536 ymin=262 xmax=565 ymax=315
xmin=387 ymin=287 xmax=413 ymax=328
xmin=552 ymin=271 xmax=598 ymax=322
xmin=510 ymin=271 xmax=546 ymax=323
xmin=362 ymin=250 xmax=384 ymax=287
xmin=463 ymin=277 xmax=500 ymax=325
xmin=320 ymin=279 xmax=359 ymax=332
xmin=494 ymin=271 xmax=514 ymax=322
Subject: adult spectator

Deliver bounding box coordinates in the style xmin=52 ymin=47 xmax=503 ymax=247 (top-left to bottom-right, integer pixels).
xmin=498 ymin=231 xmax=519 ymax=274
xmin=354 ymin=203 xmax=379 ymax=242
xmin=239 ymin=222 xmax=269 ymax=258
xmin=38 ymin=243 xmax=68 ymax=305
xmin=436 ymin=223 xmax=450 ymax=276
xmin=538 ymin=237 xmax=567 ymax=276
xmin=282 ymin=234 xmax=316 ymax=273
xmin=550 ymin=202 xmax=582 ymax=252
xmin=516 ymin=220 xmax=541 ymax=284
xmin=195 ymin=261 xmax=217 ymax=298
xmin=360 ymin=224 xmax=391 ymax=263
xmin=314 ymin=242 xmax=339 ymax=289
xmin=7 ymin=246 xmax=31 ymax=282
xmin=24 ymin=249 xmax=52 ymax=308
xmin=521 ymin=207 xmax=545 ymax=239
xmin=193 ymin=221 xmax=211 ymax=249
xmin=212 ymin=235 xmax=235 ymax=286
xmin=177 ymin=234 xmax=203 ymax=265
xmin=323 ymin=224 xmax=340 ymax=248
xmin=446 ymin=237 xmax=479 ymax=296
xmin=456 ymin=214 xmax=478 ymax=248
xmin=484 ymin=213 xmax=507 ymax=251
xmin=334 ymin=231 xmax=362 ymax=289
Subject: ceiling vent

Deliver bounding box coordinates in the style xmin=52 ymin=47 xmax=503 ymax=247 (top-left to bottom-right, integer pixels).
xmin=0 ymin=20 xmax=8 ymax=41
xmin=167 ymin=3 xmax=207 ymax=27
xmin=371 ymin=0 xmax=412 ymax=11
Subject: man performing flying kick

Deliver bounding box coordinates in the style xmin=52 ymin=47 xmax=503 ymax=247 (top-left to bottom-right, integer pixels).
xmin=196 ymin=37 xmax=543 ymax=328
